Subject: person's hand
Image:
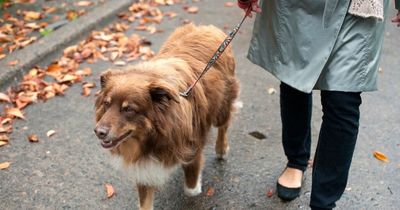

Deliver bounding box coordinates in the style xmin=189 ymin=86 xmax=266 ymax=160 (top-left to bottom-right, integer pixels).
xmin=237 ymin=0 xmax=262 ymax=18
xmin=391 ymin=11 xmax=400 ymax=27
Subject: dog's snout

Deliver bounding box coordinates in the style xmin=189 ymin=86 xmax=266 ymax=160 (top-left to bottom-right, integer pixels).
xmin=94 ymin=126 xmax=109 ymax=139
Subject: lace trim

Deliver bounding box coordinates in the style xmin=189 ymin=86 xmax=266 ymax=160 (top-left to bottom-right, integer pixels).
xmin=348 ymin=0 xmax=384 ymax=21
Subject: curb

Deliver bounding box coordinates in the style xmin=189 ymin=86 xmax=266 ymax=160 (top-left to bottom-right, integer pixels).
xmin=0 ymin=0 xmax=135 ymax=90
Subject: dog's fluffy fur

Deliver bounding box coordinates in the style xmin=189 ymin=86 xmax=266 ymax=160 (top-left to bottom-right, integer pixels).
xmin=95 ymin=24 xmax=239 ymax=210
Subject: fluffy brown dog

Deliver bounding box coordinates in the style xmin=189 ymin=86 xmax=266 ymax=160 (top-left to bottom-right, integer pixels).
xmin=94 ymin=24 xmax=239 ymax=210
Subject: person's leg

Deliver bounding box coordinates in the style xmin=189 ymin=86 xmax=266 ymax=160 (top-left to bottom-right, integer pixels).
xmin=280 ymin=82 xmax=312 ymax=172
xmin=278 ymin=82 xmax=312 ymax=190
xmin=310 ymin=91 xmax=362 ymax=210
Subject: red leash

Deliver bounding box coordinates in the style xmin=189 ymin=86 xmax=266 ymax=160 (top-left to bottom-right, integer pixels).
xmin=180 ymin=8 xmax=251 ymax=97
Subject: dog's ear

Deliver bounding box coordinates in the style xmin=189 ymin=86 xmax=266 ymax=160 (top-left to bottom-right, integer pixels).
xmin=149 ymin=82 xmax=180 ymax=104
xmin=100 ymin=70 xmax=113 ymax=89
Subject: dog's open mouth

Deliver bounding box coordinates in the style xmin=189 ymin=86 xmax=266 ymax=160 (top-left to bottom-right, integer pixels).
xmin=101 ymin=130 xmax=132 ymax=149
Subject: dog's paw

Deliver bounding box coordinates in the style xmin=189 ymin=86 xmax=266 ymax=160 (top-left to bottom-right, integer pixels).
xmin=184 ymin=178 xmax=202 ymax=197
xmin=216 ymin=146 xmax=229 ymax=160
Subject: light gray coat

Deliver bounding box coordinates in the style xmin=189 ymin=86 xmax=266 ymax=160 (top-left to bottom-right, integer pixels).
xmin=247 ymin=0 xmax=389 ymax=93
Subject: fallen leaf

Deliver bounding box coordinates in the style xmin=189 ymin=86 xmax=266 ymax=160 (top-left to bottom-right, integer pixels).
xmin=46 ymin=130 xmax=56 ymax=137
xmin=249 ymin=131 xmax=266 ymax=140
xmin=105 ymin=183 xmax=115 ymax=198
xmin=225 ymin=2 xmax=235 ymax=7
xmin=28 ymin=134 xmax=39 ymax=142
xmin=25 ymin=22 xmax=41 ymax=29
xmin=5 ymin=107 xmax=25 ymax=119
xmin=66 ymin=10 xmax=78 ymax=21
xmin=0 ymin=141 xmax=8 ymax=147
xmin=0 ymin=134 xmax=9 ymax=141
xmin=205 ymin=187 xmax=215 ymax=197
xmin=59 ymin=74 xmax=78 ymax=83
xmin=82 ymin=87 xmax=91 ymax=96
xmin=267 ymin=87 xmax=276 ymax=95
xmin=114 ymin=60 xmax=126 ymax=66
xmin=0 ymin=54 xmax=5 ymax=60
xmin=8 ymin=60 xmax=18 ymax=66
xmin=185 ymin=6 xmax=199 ymax=14
xmin=75 ymin=68 xmax=92 ymax=76
xmin=266 ymin=187 xmax=274 ymax=198
xmin=0 ymin=162 xmax=11 ymax=170
xmin=75 ymin=1 xmax=93 ymax=6
xmin=0 ymin=93 xmax=11 ymax=103
xmin=373 ymin=151 xmax=389 ymax=163
xmin=24 ymin=11 xmax=42 ymax=21
xmin=82 ymin=82 xmax=95 ymax=88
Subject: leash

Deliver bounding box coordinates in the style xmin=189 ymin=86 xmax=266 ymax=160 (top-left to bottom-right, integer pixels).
xmin=179 ymin=8 xmax=251 ymax=97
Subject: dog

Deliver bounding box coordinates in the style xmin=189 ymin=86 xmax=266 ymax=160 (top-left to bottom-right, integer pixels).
xmin=94 ymin=23 xmax=239 ymax=210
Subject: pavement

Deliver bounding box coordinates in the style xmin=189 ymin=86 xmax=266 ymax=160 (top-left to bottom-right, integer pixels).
xmin=0 ymin=0 xmax=399 ymax=209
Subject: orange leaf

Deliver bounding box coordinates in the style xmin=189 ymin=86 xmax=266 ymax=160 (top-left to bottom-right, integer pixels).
xmin=266 ymin=187 xmax=274 ymax=198
xmin=82 ymin=87 xmax=91 ymax=96
xmin=47 ymin=63 xmax=63 ymax=73
xmin=105 ymin=183 xmax=115 ymax=198
xmin=373 ymin=151 xmax=389 ymax=162
xmin=28 ymin=134 xmax=39 ymax=142
xmin=205 ymin=187 xmax=215 ymax=197
xmin=24 ymin=11 xmax=42 ymax=21
xmin=0 ymin=93 xmax=11 ymax=103
xmin=0 ymin=162 xmax=11 ymax=170
xmin=5 ymin=107 xmax=25 ymax=119
xmin=8 ymin=60 xmax=18 ymax=66
xmin=46 ymin=130 xmax=56 ymax=137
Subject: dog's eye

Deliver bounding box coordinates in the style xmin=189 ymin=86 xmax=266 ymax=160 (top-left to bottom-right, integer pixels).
xmin=121 ymin=106 xmax=135 ymax=113
xmin=103 ymin=101 xmax=111 ymax=107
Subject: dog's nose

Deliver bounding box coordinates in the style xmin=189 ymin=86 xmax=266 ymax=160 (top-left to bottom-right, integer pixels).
xmin=94 ymin=126 xmax=109 ymax=139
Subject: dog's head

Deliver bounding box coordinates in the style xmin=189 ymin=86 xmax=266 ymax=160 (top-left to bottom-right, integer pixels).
xmin=94 ymin=69 xmax=180 ymax=161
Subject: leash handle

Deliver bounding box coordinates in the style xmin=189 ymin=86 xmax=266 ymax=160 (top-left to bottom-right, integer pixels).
xmin=180 ymin=8 xmax=251 ymax=97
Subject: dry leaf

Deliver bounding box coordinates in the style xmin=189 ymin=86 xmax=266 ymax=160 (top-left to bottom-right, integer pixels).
xmin=205 ymin=187 xmax=215 ymax=197
xmin=0 ymin=134 xmax=9 ymax=141
xmin=185 ymin=6 xmax=199 ymax=14
xmin=82 ymin=87 xmax=91 ymax=96
xmin=75 ymin=1 xmax=93 ymax=6
xmin=267 ymin=88 xmax=276 ymax=95
xmin=114 ymin=60 xmax=126 ymax=66
xmin=0 ymin=162 xmax=11 ymax=170
xmin=5 ymin=107 xmax=25 ymax=119
xmin=75 ymin=68 xmax=92 ymax=76
xmin=105 ymin=183 xmax=115 ymax=198
xmin=28 ymin=134 xmax=39 ymax=142
xmin=373 ymin=151 xmax=389 ymax=163
xmin=24 ymin=11 xmax=42 ymax=21
xmin=0 ymin=141 xmax=8 ymax=147
xmin=249 ymin=131 xmax=266 ymax=140
xmin=46 ymin=130 xmax=56 ymax=137
xmin=59 ymin=74 xmax=78 ymax=83
xmin=0 ymin=93 xmax=11 ymax=103
xmin=8 ymin=60 xmax=18 ymax=66
xmin=225 ymin=2 xmax=235 ymax=7
xmin=266 ymin=188 xmax=274 ymax=198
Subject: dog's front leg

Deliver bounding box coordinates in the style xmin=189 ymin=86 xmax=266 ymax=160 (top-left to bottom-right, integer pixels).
xmin=137 ymin=185 xmax=155 ymax=210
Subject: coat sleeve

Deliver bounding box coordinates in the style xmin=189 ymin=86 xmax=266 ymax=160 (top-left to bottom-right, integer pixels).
xmin=396 ymin=0 xmax=400 ymax=10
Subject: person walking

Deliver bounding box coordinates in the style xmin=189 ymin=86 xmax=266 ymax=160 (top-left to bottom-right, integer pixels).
xmin=237 ymin=0 xmax=400 ymax=209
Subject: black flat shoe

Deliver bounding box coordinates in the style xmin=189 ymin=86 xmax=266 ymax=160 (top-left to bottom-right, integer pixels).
xmin=276 ymin=182 xmax=301 ymax=201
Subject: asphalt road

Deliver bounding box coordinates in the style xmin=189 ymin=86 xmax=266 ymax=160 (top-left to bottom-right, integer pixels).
xmin=1 ymin=1 xmax=399 ymax=209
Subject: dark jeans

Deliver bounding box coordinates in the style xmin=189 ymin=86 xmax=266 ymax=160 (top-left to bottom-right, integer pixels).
xmin=280 ymin=83 xmax=362 ymax=210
